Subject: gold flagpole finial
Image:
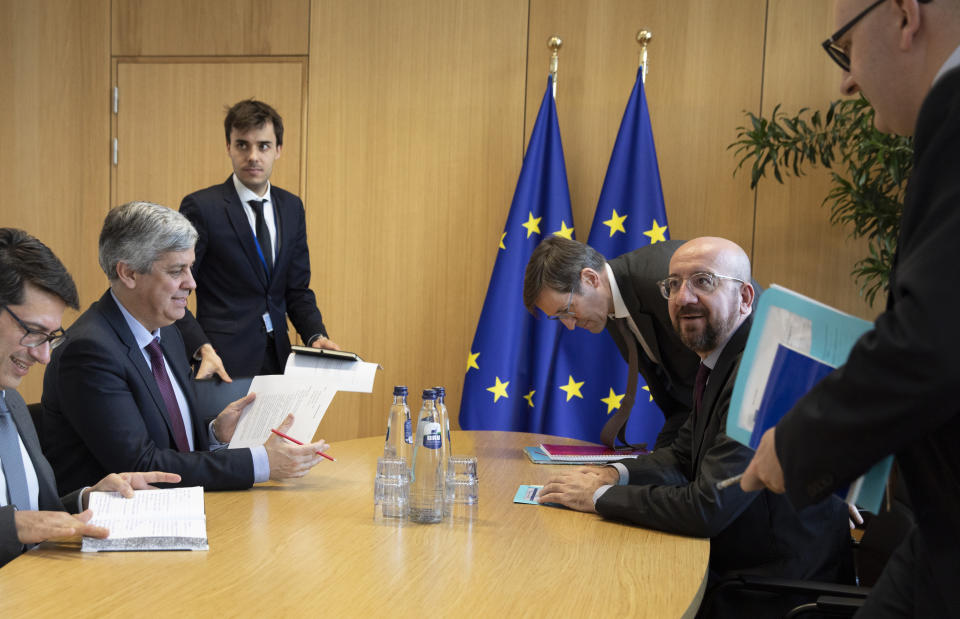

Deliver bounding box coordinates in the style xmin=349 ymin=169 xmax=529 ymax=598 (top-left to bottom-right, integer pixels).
xmin=637 ymin=29 xmax=652 ymax=84
xmin=548 ymin=36 xmax=563 ymax=99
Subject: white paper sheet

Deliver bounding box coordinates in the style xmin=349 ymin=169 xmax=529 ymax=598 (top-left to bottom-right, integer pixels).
xmin=283 ymin=353 xmax=379 ymax=392
xmin=228 ymin=375 xmax=335 ymax=448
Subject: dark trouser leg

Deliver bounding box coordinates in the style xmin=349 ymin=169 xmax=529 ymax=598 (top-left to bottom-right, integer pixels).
xmin=855 ymin=525 xmax=949 ymax=618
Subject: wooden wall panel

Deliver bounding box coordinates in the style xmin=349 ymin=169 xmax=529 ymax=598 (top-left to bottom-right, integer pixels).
xmin=526 ymin=0 xmax=766 ymax=255
xmin=1 ymin=0 xmax=111 ymax=404
xmin=113 ymin=59 xmax=305 ymax=211
xmin=112 ymin=0 xmax=310 ymax=56
xmin=754 ymin=0 xmax=876 ymax=319
xmin=306 ymin=0 xmax=529 ymax=441
xmin=2 ymin=0 xmax=879 ymax=438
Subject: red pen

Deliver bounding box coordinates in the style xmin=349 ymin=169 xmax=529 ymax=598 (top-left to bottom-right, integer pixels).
xmin=270 ymin=428 xmax=336 ymax=462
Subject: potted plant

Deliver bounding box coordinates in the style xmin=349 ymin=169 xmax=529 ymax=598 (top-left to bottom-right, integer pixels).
xmin=729 ymin=97 xmax=913 ymax=306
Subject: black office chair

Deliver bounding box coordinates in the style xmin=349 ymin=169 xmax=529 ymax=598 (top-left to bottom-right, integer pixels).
xmin=700 ymin=481 xmax=915 ymax=618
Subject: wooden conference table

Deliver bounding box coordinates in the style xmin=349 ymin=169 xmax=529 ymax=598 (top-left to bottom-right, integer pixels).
xmin=0 ymin=431 xmax=708 ymax=617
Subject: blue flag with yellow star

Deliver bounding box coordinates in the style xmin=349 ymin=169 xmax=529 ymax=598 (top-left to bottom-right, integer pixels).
xmin=542 ymin=66 xmax=671 ymax=446
xmin=460 ymin=76 xmax=576 ymax=433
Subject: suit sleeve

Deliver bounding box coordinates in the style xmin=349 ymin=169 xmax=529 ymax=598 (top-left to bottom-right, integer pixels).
xmin=596 ymin=382 xmax=759 ymax=537
xmin=775 ymin=106 xmax=960 ymax=510
xmin=0 ymin=506 xmax=24 ymax=568
xmin=0 ymin=491 xmax=81 ymax=569
xmin=55 ymin=335 xmax=254 ymax=491
xmin=176 ymin=194 xmax=212 ymax=357
xmin=283 ymin=198 xmax=328 ymax=341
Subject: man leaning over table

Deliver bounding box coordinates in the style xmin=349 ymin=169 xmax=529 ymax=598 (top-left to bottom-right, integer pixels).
xmin=0 ymin=228 xmax=179 ymax=568
xmin=538 ymin=237 xmax=851 ymax=618
xmin=524 ymin=236 xmax=700 ymax=449
xmin=41 ymin=202 xmax=329 ymax=495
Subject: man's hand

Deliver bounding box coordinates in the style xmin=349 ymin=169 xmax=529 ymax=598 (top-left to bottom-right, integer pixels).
xmin=309 ymin=336 xmax=342 ymax=351
xmin=740 ymin=427 xmax=786 ymax=493
xmin=537 ymin=466 xmax=620 ymax=513
xmin=14 ymin=509 xmax=109 ymax=544
xmin=263 ymin=414 xmax=329 ymax=480
xmin=848 ymin=503 xmax=864 ymax=530
xmin=211 ymin=393 xmax=256 ymax=443
xmin=195 ymin=343 xmax=232 ymax=382
xmin=82 ymin=472 xmax=184 ymax=509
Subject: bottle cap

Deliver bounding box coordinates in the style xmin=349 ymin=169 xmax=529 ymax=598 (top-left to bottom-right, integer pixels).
xmin=393 ymin=386 xmax=408 ymax=396
xmin=433 ymin=386 xmax=446 ymax=398
xmin=421 ymin=388 xmax=437 ymax=400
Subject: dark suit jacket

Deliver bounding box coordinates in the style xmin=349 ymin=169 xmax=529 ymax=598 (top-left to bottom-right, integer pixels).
xmin=177 ymin=177 xmax=328 ymax=377
xmin=0 ymin=389 xmax=82 ymax=568
xmin=605 ymin=241 xmax=702 ymax=447
xmin=596 ymin=318 xmax=850 ymax=582
xmin=776 ymin=67 xmax=960 ymax=613
xmin=41 ymin=291 xmax=254 ymax=494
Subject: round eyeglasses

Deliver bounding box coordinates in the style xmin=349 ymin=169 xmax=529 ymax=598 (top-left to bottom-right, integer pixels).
xmin=657 ymin=272 xmax=745 ymax=300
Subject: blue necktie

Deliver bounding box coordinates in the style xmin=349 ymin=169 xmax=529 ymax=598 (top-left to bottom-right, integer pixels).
xmin=0 ymin=394 xmax=31 ymax=510
xmin=248 ymin=199 xmax=274 ymax=276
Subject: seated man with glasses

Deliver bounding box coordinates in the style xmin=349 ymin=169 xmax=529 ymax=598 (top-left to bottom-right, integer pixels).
xmin=524 ymin=236 xmax=700 ymax=449
xmin=537 ymin=237 xmax=851 ymax=618
xmin=0 ymin=228 xmax=180 ymax=568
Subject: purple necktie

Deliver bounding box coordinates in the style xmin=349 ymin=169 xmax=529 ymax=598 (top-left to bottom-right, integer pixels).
xmin=145 ymin=338 xmax=190 ymax=452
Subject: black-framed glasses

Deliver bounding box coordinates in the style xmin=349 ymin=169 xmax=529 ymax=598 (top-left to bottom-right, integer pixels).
xmin=2 ymin=305 xmax=66 ymax=349
xmin=657 ymin=272 xmax=745 ymax=300
xmin=546 ymin=291 xmax=575 ymax=321
xmin=821 ymin=0 xmax=887 ymax=71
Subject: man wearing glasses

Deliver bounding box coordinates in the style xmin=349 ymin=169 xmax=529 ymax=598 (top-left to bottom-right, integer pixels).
xmin=538 ymin=237 xmax=851 ymax=616
xmin=743 ymin=0 xmax=958 ymax=615
xmin=524 ymin=236 xmax=700 ymax=448
xmin=0 ymin=228 xmax=179 ymax=568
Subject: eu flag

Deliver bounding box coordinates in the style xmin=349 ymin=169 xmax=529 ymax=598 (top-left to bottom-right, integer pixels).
xmin=460 ymin=76 xmax=575 ymax=432
xmin=543 ymin=67 xmax=671 ymax=446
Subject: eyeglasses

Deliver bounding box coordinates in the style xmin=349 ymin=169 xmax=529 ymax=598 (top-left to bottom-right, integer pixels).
xmin=546 ymin=291 xmax=575 ymax=321
xmin=657 ymin=272 xmax=745 ymax=300
xmin=2 ymin=305 xmax=66 ymax=349
xmin=821 ymin=0 xmax=886 ymax=71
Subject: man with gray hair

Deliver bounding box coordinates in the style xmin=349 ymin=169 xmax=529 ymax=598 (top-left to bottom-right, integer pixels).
xmin=42 ymin=202 xmax=330 ymax=493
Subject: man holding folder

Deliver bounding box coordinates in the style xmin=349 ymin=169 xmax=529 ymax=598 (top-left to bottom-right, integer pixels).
xmin=743 ymin=1 xmax=960 ymax=614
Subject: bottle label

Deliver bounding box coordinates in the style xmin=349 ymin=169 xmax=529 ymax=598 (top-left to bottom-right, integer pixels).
xmin=404 ymin=419 xmax=413 ymax=444
xmin=420 ymin=422 xmax=442 ymax=449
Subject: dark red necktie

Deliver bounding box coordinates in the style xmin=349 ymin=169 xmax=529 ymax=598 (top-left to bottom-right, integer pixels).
xmin=145 ymin=338 xmax=191 ymax=452
xmin=693 ymin=363 xmax=712 ymax=413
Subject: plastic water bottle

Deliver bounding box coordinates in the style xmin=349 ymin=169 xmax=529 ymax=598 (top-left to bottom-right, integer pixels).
xmin=383 ymin=386 xmax=413 ymax=464
xmin=409 ymin=389 xmax=444 ymax=523
xmin=434 ymin=386 xmax=453 ymax=460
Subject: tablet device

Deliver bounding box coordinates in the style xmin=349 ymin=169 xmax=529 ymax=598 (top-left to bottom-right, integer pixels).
xmin=290 ymin=345 xmax=361 ymax=362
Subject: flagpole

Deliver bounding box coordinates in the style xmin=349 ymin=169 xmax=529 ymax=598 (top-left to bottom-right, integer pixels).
xmin=637 ymin=29 xmax=652 ymax=84
xmin=548 ymin=36 xmax=562 ymax=99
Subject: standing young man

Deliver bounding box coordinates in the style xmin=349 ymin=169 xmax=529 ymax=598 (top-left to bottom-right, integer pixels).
xmin=177 ymin=99 xmax=341 ymax=379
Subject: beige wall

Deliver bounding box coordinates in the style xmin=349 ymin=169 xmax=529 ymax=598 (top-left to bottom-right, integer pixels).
xmin=2 ymin=0 xmax=873 ymax=440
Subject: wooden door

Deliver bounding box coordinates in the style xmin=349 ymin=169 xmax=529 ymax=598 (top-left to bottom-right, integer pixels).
xmin=112 ymin=59 xmax=306 ymax=212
